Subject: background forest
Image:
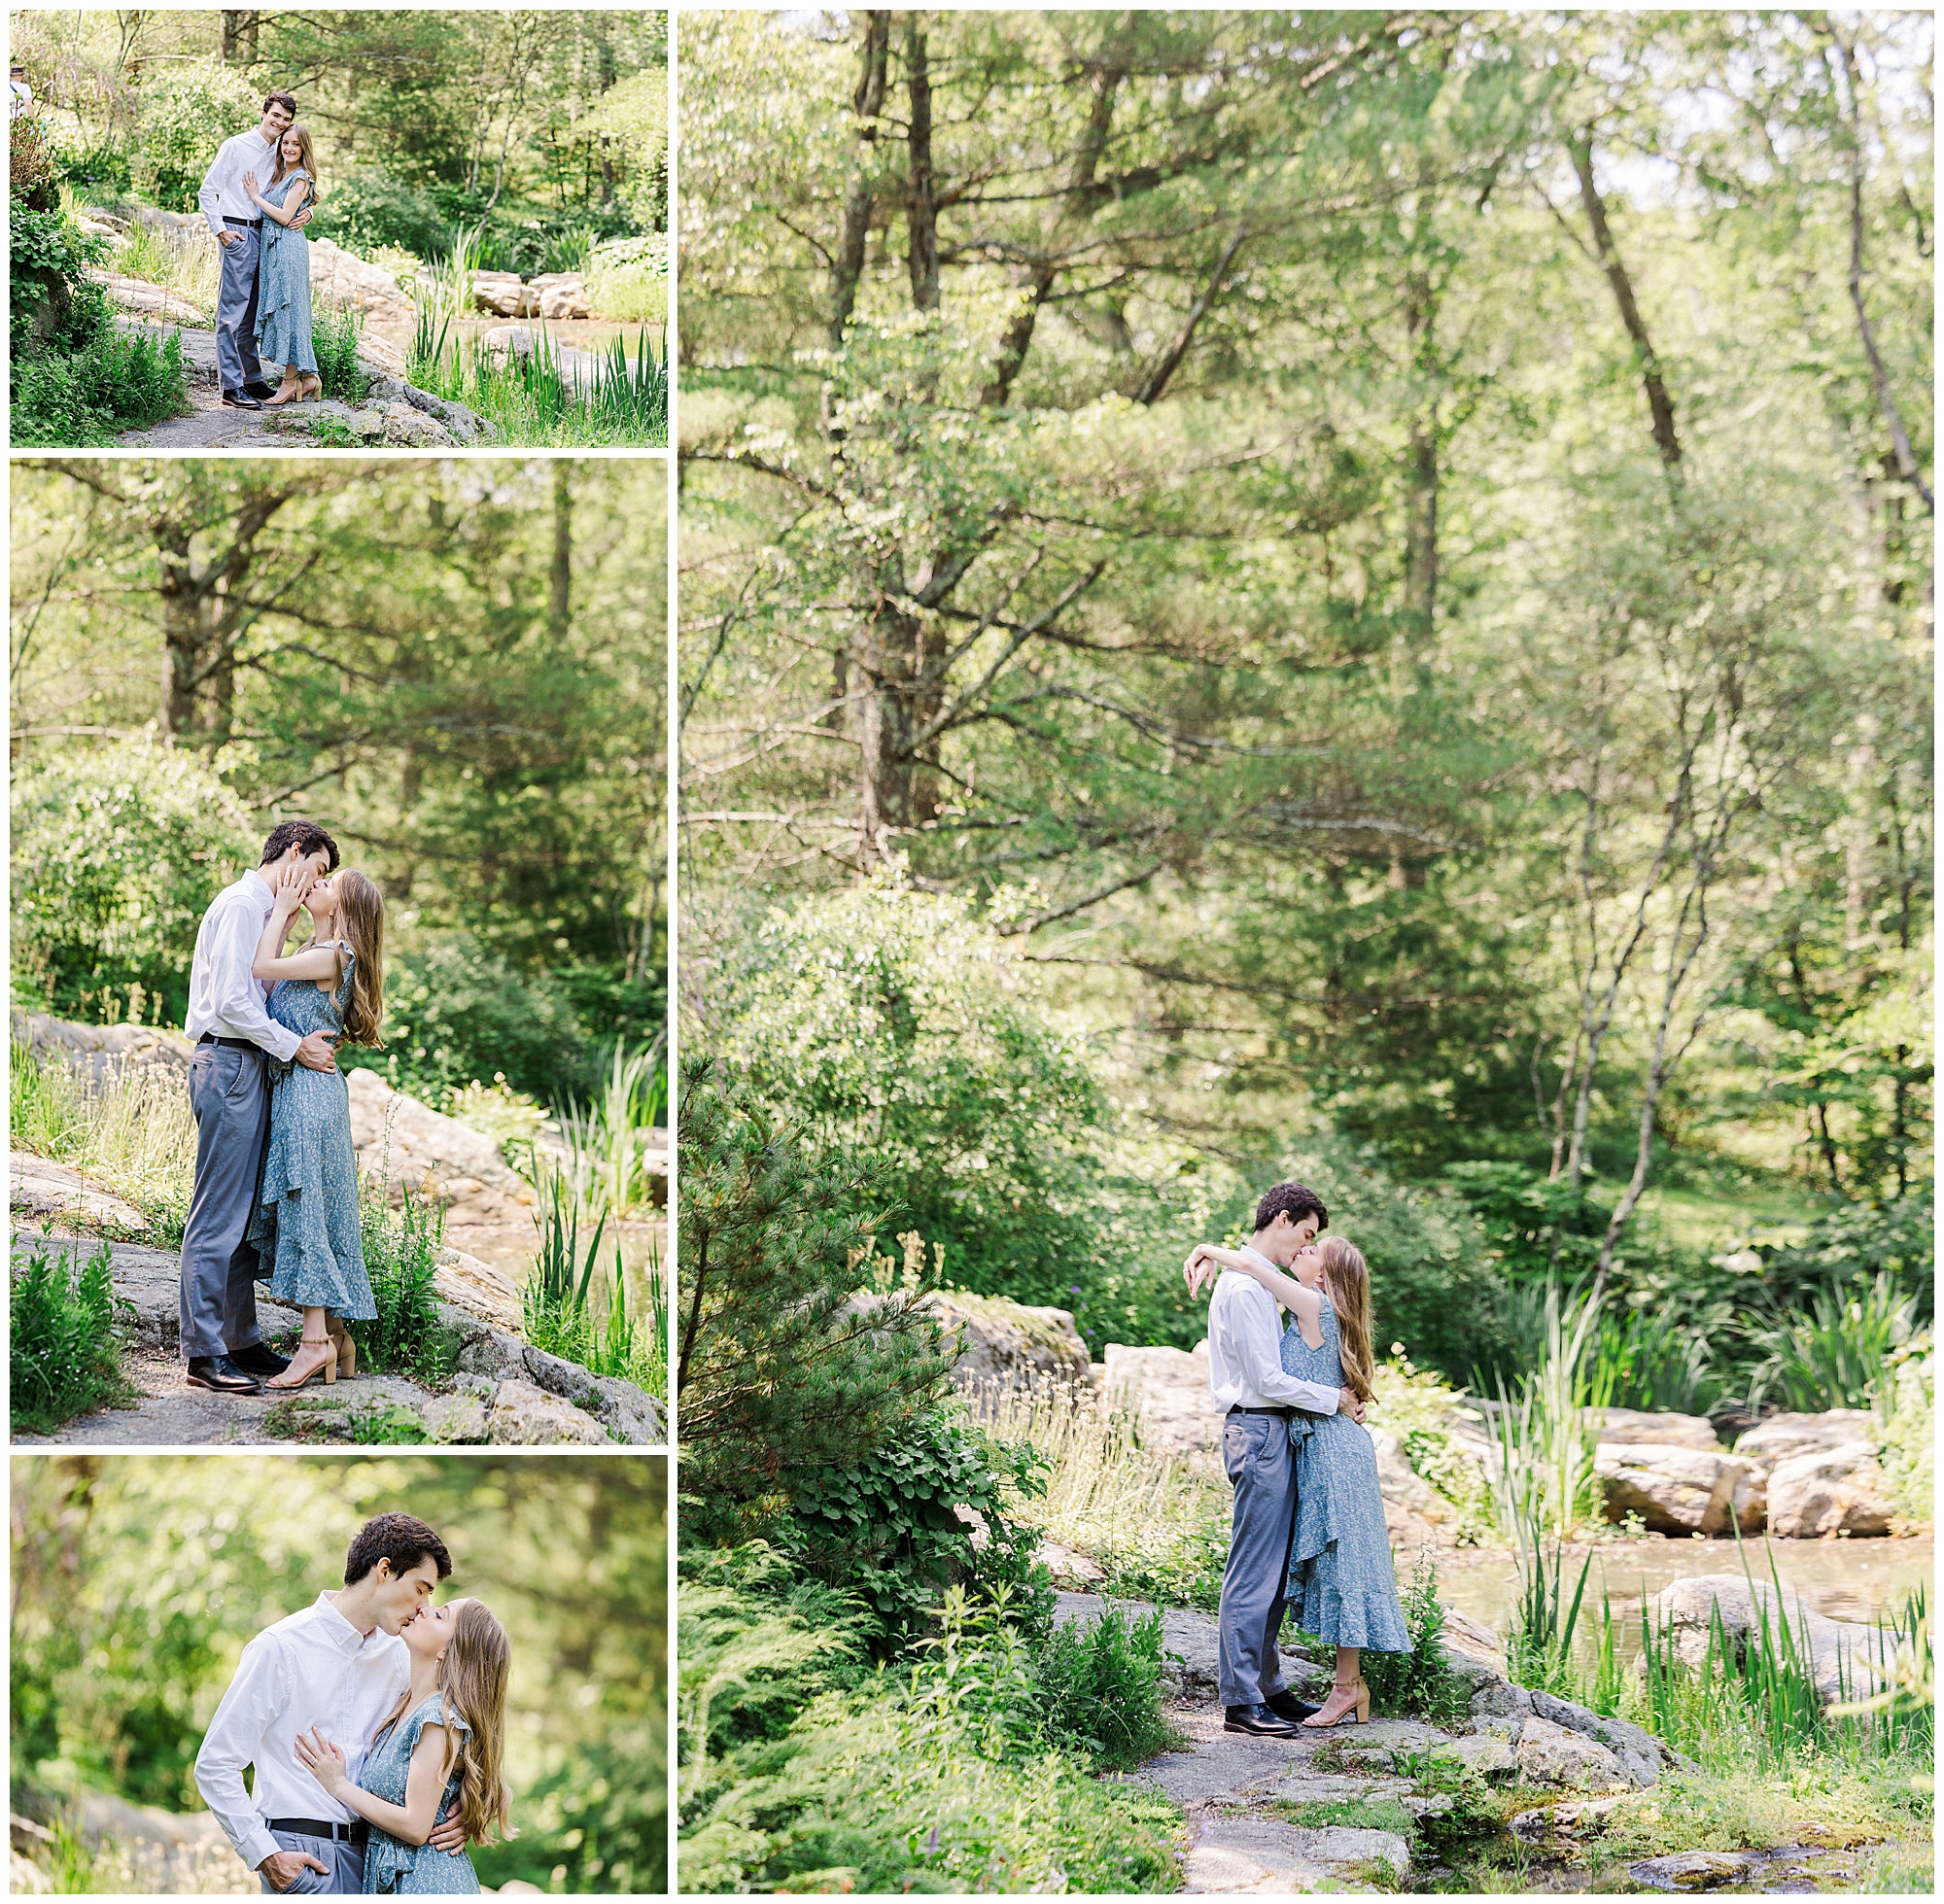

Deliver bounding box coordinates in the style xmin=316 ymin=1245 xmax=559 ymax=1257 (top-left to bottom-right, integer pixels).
xmin=13 ymin=456 xmax=666 ymax=1112
xmin=11 ymin=1455 xmax=667 ymax=1893
xmin=679 ymin=7 xmax=1932 ymax=1381
xmin=675 ymin=13 xmax=1932 ymax=1890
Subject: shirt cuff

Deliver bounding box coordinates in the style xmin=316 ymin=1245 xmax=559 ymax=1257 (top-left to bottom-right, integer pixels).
xmin=236 ymin=1822 xmax=281 ymax=1872
xmin=258 ymin=1021 xmax=300 ymax=1063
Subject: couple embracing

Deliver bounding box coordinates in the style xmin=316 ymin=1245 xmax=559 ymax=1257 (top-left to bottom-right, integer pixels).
xmin=195 ymin=1512 xmax=512 ymax=1892
xmin=1190 ymin=1180 xmax=1411 ymax=1736
xmin=180 ymin=820 xmax=388 ymax=1396
xmin=198 ymin=88 xmax=324 ymax=409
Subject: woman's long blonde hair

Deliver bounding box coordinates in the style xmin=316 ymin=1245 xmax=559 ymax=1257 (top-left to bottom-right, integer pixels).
xmin=434 ymin=1600 xmax=514 ymax=1846
xmin=374 ymin=1601 xmax=515 ymax=1845
xmin=331 ymin=870 xmax=385 ymax=1048
xmin=1317 ymin=1235 xmax=1377 ymax=1402
xmin=271 ymin=121 xmax=320 ymax=195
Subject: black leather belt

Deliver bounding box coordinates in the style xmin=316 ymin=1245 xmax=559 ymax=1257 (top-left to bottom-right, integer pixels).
xmin=268 ymin=1817 xmax=366 ymax=1846
xmin=223 ymin=215 xmax=263 ymax=227
xmin=1229 ymin=1405 xmax=1294 ymax=1417
xmin=197 ymin=1034 xmax=260 ymax=1052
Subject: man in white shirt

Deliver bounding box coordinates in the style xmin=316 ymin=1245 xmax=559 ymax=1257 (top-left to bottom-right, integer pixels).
xmin=198 ymin=89 xmax=312 ymax=407
xmin=1200 ymin=1180 xmax=1363 ymax=1737
xmin=196 ymin=1511 xmax=469 ymax=1892
xmin=180 ymin=819 xmax=342 ymax=1394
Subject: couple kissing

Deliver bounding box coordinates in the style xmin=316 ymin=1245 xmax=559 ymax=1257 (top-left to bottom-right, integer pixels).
xmin=1191 ymin=1180 xmax=1411 ymax=1737
xmin=180 ymin=820 xmax=387 ymax=1397
xmin=195 ymin=1512 xmax=512 ymax=1893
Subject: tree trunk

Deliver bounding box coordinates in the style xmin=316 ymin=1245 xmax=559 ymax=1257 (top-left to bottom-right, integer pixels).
xmin=903 ymin=18 xmax=939 ymax=313
xmin=551 ymin=461 xmax=573 ymax=640
xmin=830 ymin=12 xmax=890 ymax=348
xmin=1569 ymin=130 xmax=1683 ymax=473
xmin=1826 ymin=29 xmax=1934 ymax=513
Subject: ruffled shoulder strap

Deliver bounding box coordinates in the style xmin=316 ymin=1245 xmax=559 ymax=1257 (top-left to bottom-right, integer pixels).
xmin=402 ymin=1691 xmax=469 ymax=1753
xmin=331 ymin=942 xmax=356 ymax=1014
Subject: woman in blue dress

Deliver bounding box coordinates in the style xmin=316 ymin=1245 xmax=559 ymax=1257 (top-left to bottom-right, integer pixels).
xmin=249 ymin=859 xmax=387 ymax=1389
xmin=1188 ymin=1232 xmax=1409 ymax=1726
xmin=295 ymin=1597 xmax=515 ymax=1893
xmin=243 ymin=121 xmax=322 ymax=406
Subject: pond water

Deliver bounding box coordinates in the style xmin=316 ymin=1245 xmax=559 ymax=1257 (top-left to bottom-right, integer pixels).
xmin=364 ymin=314 xmax=665 ymax=359
xmin=1433 ymin=1533 xmax=1933 ymax=1643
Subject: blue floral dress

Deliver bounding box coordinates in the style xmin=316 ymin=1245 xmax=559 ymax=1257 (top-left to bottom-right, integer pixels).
xmin=360 ymin=1693 xmax=479 ymax=1894
xmin=255 ymin=166 xmax=317 ymax=375
xmin=1282 ymin=1293 xmax=1410 ymax=1652
xmin=247 ymin=949 xmax=375 ymax=1319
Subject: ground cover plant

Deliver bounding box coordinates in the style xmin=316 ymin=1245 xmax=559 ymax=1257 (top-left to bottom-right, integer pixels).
xmin=10 ymin=1235 xmax=135 ymax=1436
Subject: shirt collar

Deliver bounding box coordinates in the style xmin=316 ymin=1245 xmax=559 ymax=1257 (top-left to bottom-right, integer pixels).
xmin=243 ymin=867 xmax=274 ymax=907
xmin=313 ymin=1590 xmax=379 ymax=1656
xmin=1239 ymin=1244 xmax=1278 ymax=1273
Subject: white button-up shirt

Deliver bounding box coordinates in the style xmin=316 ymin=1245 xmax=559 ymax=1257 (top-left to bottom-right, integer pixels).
xmin=184 ymin=869 xmax=300 ymax=1062
xmin=1207 ymin=1246 xmax=1343 ymax=1415
xmin=197 ymin=125 xmax=283 ymax=240
xmin=194 ymin=1592 xmax=411 ymax=1873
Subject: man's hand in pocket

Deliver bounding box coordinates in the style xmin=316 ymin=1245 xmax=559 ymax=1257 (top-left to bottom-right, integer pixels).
xmin=259 ymin=1848 xmax=329 ymax=1891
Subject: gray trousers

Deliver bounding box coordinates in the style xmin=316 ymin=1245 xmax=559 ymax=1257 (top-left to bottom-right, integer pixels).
xmin=216 ymin=225 xmax=263 ymax=393
xmin=1217 ymin=1408 xmax=1301 ymax=1708
xmin=179 ymin=1041 xmax=269 ymax=1360
xmin=257 ymin=1828 xmax=364 ymax=1894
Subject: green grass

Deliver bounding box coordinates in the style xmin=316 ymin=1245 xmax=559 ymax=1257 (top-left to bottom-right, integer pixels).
xmin=352 ymin=1179 xmax=462 ymax=1382
xmin=10 ymin=1234 xmax=136 ymax=1435
xmin=1276 ymin=1795 xmax=1417 ymax=1833
xmin=411 ymin=311 xmax=667 ymax=446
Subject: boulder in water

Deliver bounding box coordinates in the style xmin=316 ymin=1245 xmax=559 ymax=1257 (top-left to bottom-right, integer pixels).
xmin=1595 ymin=1441 xmax=1766 ymax=1536
xmin=1733 ymin=1409 xmax=1877 ymax=1469
xmin=1765 ymin=1440 xmax=1895 ymax=1539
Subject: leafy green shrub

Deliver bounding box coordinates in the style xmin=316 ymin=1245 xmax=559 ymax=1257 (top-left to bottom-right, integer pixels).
xmin=1441 ymin=1160 xmax=1613 ymax=1281
xmin=1035 ymin=1604 xmax=1176 ymax=1771
xmin=10 ymin=195 xmax=105 ymax=363
xmin=11 ymin=1236 xmax=133 ymax=1435
xmin=677 ymin=1056 xmax=958 ymax=1545
xmin=781 ymin=1407 xmax=1050 ymax=1649
xmin=1360 ymin=1551 xmax=1471 ymax=1726
xmin=705 ymin=878 xmax=1232 ymax=1353
xmin=679 ymin=1557 xmax=1184 ymax=1894
xmin=11 ymin=740 xmax=253 ymax=1024
xmin=310 ymin=298 xmax=370 ymax=401
xmin=132 ymin=62 xmax=259 ymax=210
xmin=12 ymin=319 xmax=190 ymax=446
xmin=306 ymin=167 xmax=452 ymax=260
xmin=343 ymin=935 xmax=600 ymax=1105
xmin=1747 ymin=1195 xmax=1934 ymax=1327
xmin=351 ymin=1183 xmax=458 ymax=1381
xmin=1874 ymin=1333 xmax=1933 ymax=1520
xmin=1390 ymin=1749 xmax=1504 ymax=1863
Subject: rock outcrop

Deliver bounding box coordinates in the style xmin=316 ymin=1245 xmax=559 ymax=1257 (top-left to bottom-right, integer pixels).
xmin=346 ymin=1067 xmax=537 ymax=1231
xmin=306 ymin=235 xmax=415 ymax=321
xmin=1765 ymin=1440 xmax=1895 ymax=1538
xmin=1597 ymin=1407 xmax=1721 ymax=1450
xmin=1100 ymin=1340 xmax=1220 ymax=1460
xmin=929 ymin=1290 xmax=1092 ymax=1389
xmin=13 ymin=1010 xmax=193 ymax=1080
xmin=1595 ymin=1441 xmax=1766 ymax=1536
xmin=1649 ymin=1575 xmax=1891 ymax=1701
xmin=1733 ymin=1409 xmax=1878 ymax=1468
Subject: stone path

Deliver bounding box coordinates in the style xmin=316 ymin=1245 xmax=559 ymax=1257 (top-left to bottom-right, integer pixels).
xmin=109 ymin=317 xmax=487 ymax=449
xmin=1053 ymin=1590 xmax=1694 ymax=1894
xmin=10 ymin=1213 xmax=661 ymax=1447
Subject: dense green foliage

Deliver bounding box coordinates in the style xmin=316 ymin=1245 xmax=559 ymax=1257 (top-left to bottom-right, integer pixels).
xmin=676 ymin=1055 xmax=958 ymax=1541
xmin=9 ymin=1237 xmax=132 ymax=1437
xmin=680 ymin=9 xmax=1931 ymax=1359
xmin=12 ymin=1456 xmax=667 ymax=1891
xmin=13 ymin=457 xmax=666 ymax=1109
xmin=678 ymin=1548 xmax=1182 ymax=1893
xmin=10 ymin=117 xmax=190 ymax=445
xmin=348 ymin=1183 xmax=459 ymax=1383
